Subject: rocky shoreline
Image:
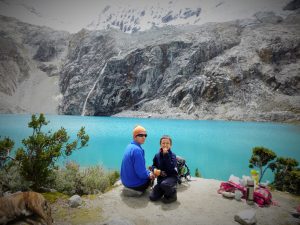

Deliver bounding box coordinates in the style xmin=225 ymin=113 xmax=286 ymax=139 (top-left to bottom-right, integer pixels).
xmin=112 ymin=109 xmax=300 ymax=124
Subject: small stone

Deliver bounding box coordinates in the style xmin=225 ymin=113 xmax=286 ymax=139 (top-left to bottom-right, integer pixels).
xmin=222 ymin=191 xmax=235 ymax=198
xmin=234 ymin=209 xmax=257 ymax=225
xmin=68 ymin=195 xmax=82 ymax=208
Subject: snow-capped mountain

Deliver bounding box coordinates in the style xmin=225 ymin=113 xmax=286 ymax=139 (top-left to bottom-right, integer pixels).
xmin=87 ymin=0 xmax=202 ymax=33
xmin=87 ymin=0 xmax=291 ymax=33
xmin=0 ymin=0 xmax=292 ymax=33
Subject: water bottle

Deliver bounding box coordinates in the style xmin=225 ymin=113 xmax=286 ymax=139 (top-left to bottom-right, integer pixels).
xmin=246 ymin=179 xmax=254 ymax=205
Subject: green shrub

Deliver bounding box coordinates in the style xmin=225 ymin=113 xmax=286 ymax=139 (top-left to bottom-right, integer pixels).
xmin=273 ymin=157 xmax=300 ymax=195
xmin=108 ymin=170 xmax=120 ymax=185
xmin=249 ymin=146 xmax=277 ymax=182
xmin=52 ymin=162 xmax=119 ymax=195
xmin=287 ymin=170 xmax=300 ymax=195
xmin=81 ymin=166 xmax=110 ymax=194
xmin=248 ymin=146 xmax=300 ymax=195
xmin=195 ymin=168 xmax=201 ymax=177
xmin=0 ymin=137 xmax=30 ymax=193
xmin=14 ymin=114 xmax=89 ymax=190
xmin=53 ymin=161 xmax=82 ymax=194
xmin=0 ymin=137 xmax=14 ymax=169
xmin=0 ymin=161 xmax=31 ymax=193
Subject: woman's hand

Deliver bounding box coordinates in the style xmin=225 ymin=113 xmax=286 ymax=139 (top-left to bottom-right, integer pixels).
xmin=154 ymin=168 xmax=161 ymax=176
xmin=162 ymin=148 xmax=169 ymax=154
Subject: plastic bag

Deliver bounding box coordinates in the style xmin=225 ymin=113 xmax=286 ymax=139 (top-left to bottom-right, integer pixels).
xmin=229 ymin=174 xmax=241 ymax=184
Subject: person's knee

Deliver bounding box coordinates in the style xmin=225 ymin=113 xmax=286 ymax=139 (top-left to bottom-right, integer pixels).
xmin=149 ymin=188 xmax=163 ymax=201
xmin=161 ymin=180 xmax=176 ymax=189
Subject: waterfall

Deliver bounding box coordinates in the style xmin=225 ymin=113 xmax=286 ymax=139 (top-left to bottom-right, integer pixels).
xmin=81 ymin=63 xmax=107 ymax=116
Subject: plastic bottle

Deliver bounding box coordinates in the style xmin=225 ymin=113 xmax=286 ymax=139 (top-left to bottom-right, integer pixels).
xmin=246 ymin=179 xmax=254 ymax=205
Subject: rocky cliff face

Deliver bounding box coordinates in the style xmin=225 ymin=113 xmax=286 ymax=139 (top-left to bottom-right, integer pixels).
xmin=0 ymin=15 xmax=69 ymax=113
xmin=0 ymin=10 xmax=299 ymax=122
xmin=0 ymin=34 xmax=30 ymax=96
xmin=59 ymin=11 xmax=300 ymax=122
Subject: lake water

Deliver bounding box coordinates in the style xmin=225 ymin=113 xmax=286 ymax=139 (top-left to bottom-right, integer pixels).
xmin=0 ymin=114 xmax=299 ymax=182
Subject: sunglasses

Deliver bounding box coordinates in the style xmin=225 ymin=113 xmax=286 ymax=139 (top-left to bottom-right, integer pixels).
xmin=136 ymin=134 xmax=147 ymax=138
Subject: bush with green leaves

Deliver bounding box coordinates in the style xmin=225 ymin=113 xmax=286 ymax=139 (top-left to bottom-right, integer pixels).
xmin=108 ymin=170 xmax=120 ymax=186
xmin=0 ymin=162 xmax=31 ymax=194
xmin=1 ymin=114 xmax=89 ymax=191
xmin=0 ymin=137 xmax=15 ymax=169
xmin=52 ymin=162 xmax=120 ymax=195
xmin=81 ymin=166 xmax=110 ymax=194
xmin=81 ymin=166 xmax=120 ymax=194
xmin=273 ymin=157 xmax=300 ymax=195
xmin=53 ymin=161 xmax=82 ymax=194
xmin=249 ymin=146 xmax=277 ymax=183
xmin=195 ymin=168 xmax=201 ymax=177
xmin=0 ymin=137 xmax=30 ymax=193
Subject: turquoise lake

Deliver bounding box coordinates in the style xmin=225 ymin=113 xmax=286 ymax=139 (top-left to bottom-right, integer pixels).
xmin=0 ymin=114 xmax=300 ymax=182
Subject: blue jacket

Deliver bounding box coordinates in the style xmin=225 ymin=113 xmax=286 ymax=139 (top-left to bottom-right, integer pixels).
xmin=121 ymin=141 xmax=150 ymax=188
xmin=152 ymin=149 xmax=178 ymax=184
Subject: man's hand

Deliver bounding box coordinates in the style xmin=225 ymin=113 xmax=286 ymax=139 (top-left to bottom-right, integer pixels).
xmin=149 ymin=172 xmax=155 ymax=180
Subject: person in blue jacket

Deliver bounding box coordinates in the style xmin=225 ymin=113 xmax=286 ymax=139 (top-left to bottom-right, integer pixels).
xmin=121 ymin=125 xmax=154 ymax=192
xmin=150 ymin=135 xmax=178 ymax=203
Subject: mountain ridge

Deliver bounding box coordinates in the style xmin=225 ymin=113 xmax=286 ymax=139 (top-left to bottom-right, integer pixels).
xmin=0 ymin=3 xmax=299 ymax=122
xmin=0 ymin=0 xmax=292 ymax=33
xmin=58 ymin=11 xmax=300 ymax=122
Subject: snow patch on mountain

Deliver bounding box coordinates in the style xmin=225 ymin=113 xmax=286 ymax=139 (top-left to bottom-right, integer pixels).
xmin=87 ymin=0 xmax=202 ymax=33
xmin=0 ymin=0 xmax=292 ymax=33
xmin=87 ymin=0 xmax=292 ymax=33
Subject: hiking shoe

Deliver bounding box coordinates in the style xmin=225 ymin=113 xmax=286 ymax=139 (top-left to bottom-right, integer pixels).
xmin=161 ymin=194 xmax=177 ymax=204
xmin=291 ymin=211 xmax=300 ymax=218
xmin=149 ymin=195 xmax=162 ymax=201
